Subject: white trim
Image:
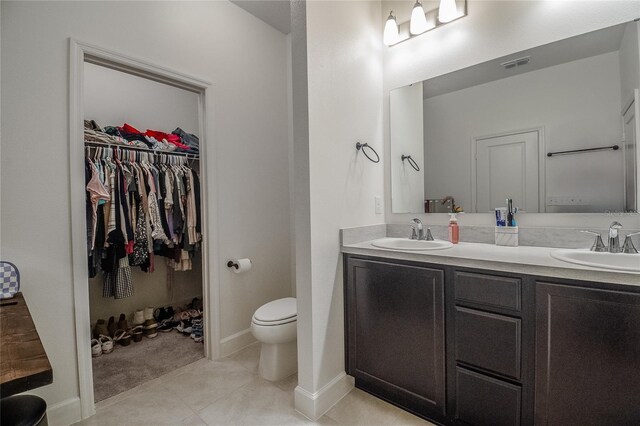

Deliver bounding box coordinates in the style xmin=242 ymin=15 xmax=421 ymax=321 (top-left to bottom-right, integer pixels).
xmin=470 ymin=127 xmax=546 ymax=213
xmin=46 ymin=396 xmax=82 ymax=426
xmin=68 ymin=38 xmax=220 ymax=420
xmin=294 ymin=372 xmax=354 ymax=421
xmin=219 ymin=328 xmax=257 ymax=357
xmin=622 ymin=89 xmax=640 ymax=212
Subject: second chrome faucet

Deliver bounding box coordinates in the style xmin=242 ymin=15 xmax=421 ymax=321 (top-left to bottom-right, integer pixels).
xmin=582 ymin=222 xmax=639 ymax=254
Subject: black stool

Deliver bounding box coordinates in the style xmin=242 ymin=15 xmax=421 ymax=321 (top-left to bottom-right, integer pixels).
xmin=0 ymin=395 xmax=48 ymax=426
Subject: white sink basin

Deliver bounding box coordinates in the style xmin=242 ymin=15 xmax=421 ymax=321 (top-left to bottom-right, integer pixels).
xmin=371 ymin=238 xmax=454 ymax=251
xmin=551 ymin=249 xmax=640 ymax=273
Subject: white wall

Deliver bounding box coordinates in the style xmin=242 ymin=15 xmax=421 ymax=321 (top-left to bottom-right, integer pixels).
xmin=390 ymin=82 xmax=424 ymax=213
xmin=294 ymin=0 xmax=384 ymax=419
xmin=84 ymin=62 xmax=200 ymax=132
xmin=423 ymin=51 xmax=624 ymax=214
xmin=1 ymin=1 xmax=291 ymax=422
xmin=619 ymin=20 xmax=640 ymax=109
xmin=383 ymin=0 xmax=640 ymax=229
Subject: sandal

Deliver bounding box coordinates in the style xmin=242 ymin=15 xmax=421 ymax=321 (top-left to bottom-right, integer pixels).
xmin=91 ymin=339 xmax=102 ymax=357
xmin=114 ymin=329 xmax=131 ymax=346
xmin=99 ymin=335 xmax=114 ymax=354
xmin=131 ymin=325 xmax=144 ymax=342
xmin=143 ymin=319 xmax=158 ymax=338
xmin=157 ymin=319 xmax=174 ymax=332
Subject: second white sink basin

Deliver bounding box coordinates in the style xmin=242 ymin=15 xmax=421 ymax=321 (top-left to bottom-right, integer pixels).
xmin=551 ymin=249 xmax=640 ymax=273
xmin=371 ymin=238 xmax=454 ymax=251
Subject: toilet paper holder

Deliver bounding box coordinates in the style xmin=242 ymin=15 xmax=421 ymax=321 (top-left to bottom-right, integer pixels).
xmin=227 ymin=259 xmax=251 ymax=270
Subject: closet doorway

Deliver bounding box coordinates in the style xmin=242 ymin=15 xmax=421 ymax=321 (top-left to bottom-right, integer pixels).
xmin=69 ymin=40 xmax=219 ymax=419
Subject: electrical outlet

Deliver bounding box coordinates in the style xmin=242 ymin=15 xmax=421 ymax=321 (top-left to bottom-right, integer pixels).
xmin=375 ymin=196 xmax=383 ymax=214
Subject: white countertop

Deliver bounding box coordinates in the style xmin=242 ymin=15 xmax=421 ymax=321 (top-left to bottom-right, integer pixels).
xmin=342 ymin=238 xmax=640 ymax=287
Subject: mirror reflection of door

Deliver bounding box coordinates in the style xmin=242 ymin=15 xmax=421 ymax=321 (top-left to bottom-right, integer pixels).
xmin=623 ymin=90 xmax=639 ymax=212
xmin=474 ymin=131 xmax=540 ymax=213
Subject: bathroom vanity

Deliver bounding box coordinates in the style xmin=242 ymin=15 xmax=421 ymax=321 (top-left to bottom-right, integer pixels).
xmin=342 ymin=244 xmax=640 ymax=426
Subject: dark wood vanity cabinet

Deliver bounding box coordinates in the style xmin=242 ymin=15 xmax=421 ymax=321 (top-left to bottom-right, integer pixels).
xmin=344 ymin=256 xmax=447 ymax=422
xmin=535 ymin=282 xmax=640 ymax=426
xmin=344 ymin=254 xmax=640 ymax=426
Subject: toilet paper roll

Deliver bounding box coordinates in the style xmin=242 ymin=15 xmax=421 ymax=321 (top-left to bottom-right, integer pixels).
xmin=231 ymin=258 xmax=252 ymax=273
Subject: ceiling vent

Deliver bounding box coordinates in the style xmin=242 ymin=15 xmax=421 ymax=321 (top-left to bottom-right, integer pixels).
xmin=500 ymin=56 xmax=531 ymax=70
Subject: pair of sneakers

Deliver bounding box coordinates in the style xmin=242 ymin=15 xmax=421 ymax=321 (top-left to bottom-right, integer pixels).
xmin=91 ymin=335 xmax=114 ymax=357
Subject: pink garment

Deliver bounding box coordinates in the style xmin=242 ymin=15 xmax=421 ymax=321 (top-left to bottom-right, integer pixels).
xmin=86 ymin=162 xmax=110 ymax=249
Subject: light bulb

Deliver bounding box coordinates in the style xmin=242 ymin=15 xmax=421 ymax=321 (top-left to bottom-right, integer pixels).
xmin=410 ymin=1 xmax=428 ymax=35
xmin=439 ymin=0 xmax=459 ymax=23
xmin=383 ymin=11 xmax=399 ymax=46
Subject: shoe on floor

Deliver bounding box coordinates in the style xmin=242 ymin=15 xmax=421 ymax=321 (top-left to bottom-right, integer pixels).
xmin=117 ymin=313 xmax=129 ymax=331
xmin=132 ymin=309 xmax=144 ymax=326
xmin=144 ymin=306 xmax=155 ymax=321
xmin=93 ymin=319 xmax=108 ymax=339
xmin=191 ymin=298 xmax=203 ymax=311
xmin=131 ymin=325 xmax=144 ymax=342
xmin=91 ymin=339 xmax=102 ymax=357
xmin=176 ymin=320 xmax=193 ymax=335
xmin=143 ymin=319 xmax=158 ymax=338
xmin=99 ymin=335 xmax=114 ymax=354
xmin=107 ymin=316 xmax=116 ymax=337
xmin=157 ymin=319 xmax=174 ymax=332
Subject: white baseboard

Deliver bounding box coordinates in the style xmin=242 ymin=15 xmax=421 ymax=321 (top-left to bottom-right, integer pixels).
xmin=294 ymin=372 xmax=354 ymax=421
xmin=47 ymin=396 xmax=82 ymax=426
xmin=219 ymin=327 xmax=257 ymax=358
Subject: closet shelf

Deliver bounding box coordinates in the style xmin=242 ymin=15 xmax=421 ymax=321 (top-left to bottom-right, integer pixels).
xmin=85 ymin=140 xmax=199 ymax=159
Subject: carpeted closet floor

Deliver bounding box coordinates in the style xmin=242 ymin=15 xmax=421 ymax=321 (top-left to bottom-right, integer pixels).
xmin=92 ymin=331 xmax=204 ymax=402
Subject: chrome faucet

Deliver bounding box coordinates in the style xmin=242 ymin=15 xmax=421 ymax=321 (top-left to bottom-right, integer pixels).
xmin=409 ymin=218 xmax=434 ymax=241
xmin=608 ymin=221 xmax=623 ymax=253
xmin=409 ymin=218 xmax=423 ymax=240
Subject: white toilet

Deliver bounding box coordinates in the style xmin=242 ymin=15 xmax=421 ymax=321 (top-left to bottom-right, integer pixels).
xmin=250 ymin=297 xmax=297 ymax=381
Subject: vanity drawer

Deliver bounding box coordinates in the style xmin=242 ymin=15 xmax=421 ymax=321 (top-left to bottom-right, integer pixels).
xmin=454 ymin=271 xmax=521 ymax=313
xmin=455 ymin=367 xmax=521 ymax=426
xmin=455 ymin=307 xmax=521 ymax=380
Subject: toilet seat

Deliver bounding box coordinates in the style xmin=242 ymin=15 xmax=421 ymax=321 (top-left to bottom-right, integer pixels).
xmin=252 ymin=297 xmax=297 ymax=326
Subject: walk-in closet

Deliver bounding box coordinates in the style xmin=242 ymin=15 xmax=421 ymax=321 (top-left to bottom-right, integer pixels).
xmin=82 ymin=60 xmax=207 ymax=403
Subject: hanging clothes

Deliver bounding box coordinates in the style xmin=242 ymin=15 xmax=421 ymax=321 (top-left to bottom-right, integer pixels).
xmin=84 ymin=132 xmax=202 ymax=299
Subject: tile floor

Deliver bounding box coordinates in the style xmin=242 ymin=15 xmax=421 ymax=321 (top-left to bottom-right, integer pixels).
xmin=76 ymin=343 xmax=434 ymax=426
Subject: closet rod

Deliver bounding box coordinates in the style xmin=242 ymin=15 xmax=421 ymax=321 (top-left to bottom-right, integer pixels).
xmin=84 ymin=140 xmax=199 ymax=159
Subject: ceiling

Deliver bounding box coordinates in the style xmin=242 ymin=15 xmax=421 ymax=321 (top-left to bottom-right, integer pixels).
xmin=231 ymin=0 xmax=291 ymax=34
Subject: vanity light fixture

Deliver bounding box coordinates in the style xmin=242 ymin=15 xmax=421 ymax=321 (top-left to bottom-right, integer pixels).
xmin=385 ymin=0 xmax=467 ymax=46
xmin=384 ymin=11 xmax=400 ymax=46
xmin=410 ymin=1 xmax=429 ymax=35
xmin=438 ymin=0 xmax=459 ymax=23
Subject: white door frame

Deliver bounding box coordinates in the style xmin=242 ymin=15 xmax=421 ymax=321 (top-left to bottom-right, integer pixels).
xmin=470 ymin=127 xmax=546 ymax=213
xmin=69 ymin=39 xmax=221 ymax=419
xmin=622 ymin=89 xmax=640 ymax=211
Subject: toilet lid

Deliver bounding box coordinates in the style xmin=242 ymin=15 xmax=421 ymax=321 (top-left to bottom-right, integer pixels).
xmin=254 ymin=297 xmax=297 ymax=323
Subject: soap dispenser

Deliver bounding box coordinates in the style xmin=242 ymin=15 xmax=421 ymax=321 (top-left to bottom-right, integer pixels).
xmin=448 ymin=213 xmax=459 ymax=244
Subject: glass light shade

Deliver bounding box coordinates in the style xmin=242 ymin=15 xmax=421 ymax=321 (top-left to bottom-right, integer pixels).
xmin=410 ymin=1 xmax=429 ymax=35
xmin=439 ymin=0 xmax=459 ymax=23
xmin=383 ymin=12 xmax=399 ymax=46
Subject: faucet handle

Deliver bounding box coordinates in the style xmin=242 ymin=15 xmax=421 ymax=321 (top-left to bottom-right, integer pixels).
xmin=580 ymin=230 xmax=607 ymax=252
xmin=423 ymin=228 xmax=434 ymax=241
xmin=622 ymin=232 xmax=640 ymax=254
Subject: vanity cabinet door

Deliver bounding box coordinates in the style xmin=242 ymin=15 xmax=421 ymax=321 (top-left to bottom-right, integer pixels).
xmin=535 ymin=282 xmax=640 ymax=426
xmin=345 ymin=257 xmax=446 ymax=421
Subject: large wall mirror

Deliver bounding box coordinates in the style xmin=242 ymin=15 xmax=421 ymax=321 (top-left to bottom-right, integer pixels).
xmin=390 ymin=20 xmax=640 ymax=214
